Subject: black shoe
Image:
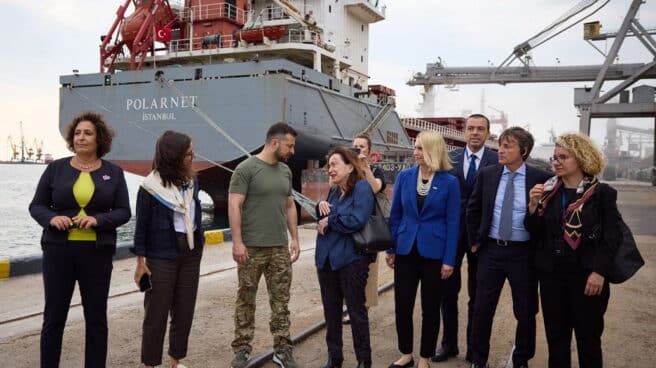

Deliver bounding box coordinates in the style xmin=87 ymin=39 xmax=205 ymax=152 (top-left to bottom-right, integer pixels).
xmin=388 ymin=359 xmax=414 ymax=368
xmin=431 ymin=347 xmax=459 ymax=362
xmin=355 ymin=362 xmax=371 ymax=368
xmin=320 ymin=357 xmax=343 ymax=368
xmin=342 ymin=317 xmax=351 ymax=325
xmin=470 ymin=364 xmax=489 ymax=368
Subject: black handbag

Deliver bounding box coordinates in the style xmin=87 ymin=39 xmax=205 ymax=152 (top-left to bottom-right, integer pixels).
xmin=590 ymin=186 xmax=644 ymax=284
xmin=352 ymin=199 xmax=395 ymax=253
xmin=608 ymin=218 xmax=644 ymax=284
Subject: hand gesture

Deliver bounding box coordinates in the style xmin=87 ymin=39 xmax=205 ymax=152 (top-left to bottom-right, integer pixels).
xmin=232 ymin=241 xmax=250 ymax=265
xmin=317 ymin=217 xmax=329 ymax=235
xmin=318 ymin=201 xmax=332 ymax=216
xmin=73 ymin=215 xmax=98 ymax=230
xmin=441 ymin=264 xmax=454 ymax=279
xmin=49 ymin=216 xmax=74 ymax=231
xmin=584 ymin=272 xmax=605 ymax=296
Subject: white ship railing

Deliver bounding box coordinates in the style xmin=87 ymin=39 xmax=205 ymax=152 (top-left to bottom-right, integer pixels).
xmin=402 ymin=117 xmax=499 ymax=149
xmin=408 ymin=137 xmax=459 ymax=152
xmin=167 ymin=28 xmax=321 ymax=55
xmin=178 ymin=2 xmax=248 ymax=25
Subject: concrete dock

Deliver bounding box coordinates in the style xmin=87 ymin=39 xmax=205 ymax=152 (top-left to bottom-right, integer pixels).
xmin=0 ymin=183 xmax=654 ymax=367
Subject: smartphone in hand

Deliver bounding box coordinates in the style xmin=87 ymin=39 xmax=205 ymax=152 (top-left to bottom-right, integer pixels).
xmin=139 ymin=273 xmax=152 ymax=292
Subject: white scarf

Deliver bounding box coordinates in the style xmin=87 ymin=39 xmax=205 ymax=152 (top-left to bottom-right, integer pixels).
xmin=142 ymin=171 xmax=195 ymax=249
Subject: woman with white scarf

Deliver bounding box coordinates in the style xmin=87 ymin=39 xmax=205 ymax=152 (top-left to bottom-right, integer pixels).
xmin=132 ymin=131 xmax=204 ymax=368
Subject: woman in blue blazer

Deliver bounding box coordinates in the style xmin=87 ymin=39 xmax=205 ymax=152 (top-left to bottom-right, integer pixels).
xmin=386 ymin=131 xmax=460 ymax=368
xmin=315 ymin=146 xmax=375 ymax=368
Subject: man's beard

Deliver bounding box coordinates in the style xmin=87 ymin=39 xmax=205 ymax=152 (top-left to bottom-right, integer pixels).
xmin=275 ymin=148 xmax=289 ymax=162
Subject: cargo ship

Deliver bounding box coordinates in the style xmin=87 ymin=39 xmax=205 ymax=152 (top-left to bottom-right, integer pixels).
xmin=58 ymin=0 xmax=412 ymax=217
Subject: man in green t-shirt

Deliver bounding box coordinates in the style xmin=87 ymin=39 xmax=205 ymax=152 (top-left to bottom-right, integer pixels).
xmin=228 ymin=122 xmax=300 ymax=368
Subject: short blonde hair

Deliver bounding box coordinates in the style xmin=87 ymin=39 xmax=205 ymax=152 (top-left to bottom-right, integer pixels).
xmin=416 ymin=131 xmax=452 ymax=172
xmin=555 ymin=133 xmax=606 ymax=176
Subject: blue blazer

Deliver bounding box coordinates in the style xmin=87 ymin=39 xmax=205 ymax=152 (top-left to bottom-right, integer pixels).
xmin=315 ymin=179 xmax=374 ymax=271
xmin=388 ymin=166 xmax=461 ymax=266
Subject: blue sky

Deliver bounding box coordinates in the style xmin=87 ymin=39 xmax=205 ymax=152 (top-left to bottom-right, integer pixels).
xmin=0 ymin=0 xmax=653 ymax=160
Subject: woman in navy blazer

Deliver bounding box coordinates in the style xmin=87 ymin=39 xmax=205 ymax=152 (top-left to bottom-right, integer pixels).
xmin=29 ymin=111 xmax=131 ymax=368
xmin=316 ymin=146 xmax=375 ymax=368
xmin=386 ymin=131 xmax=460 ymax=368
xmin=132 ymin=131 xmax=204 ymax=368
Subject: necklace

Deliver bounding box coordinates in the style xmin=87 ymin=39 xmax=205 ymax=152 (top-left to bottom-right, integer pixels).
xmin=75 ymin=156 xmax=99 ymax=170
xmin=416 ymin=170 xmax=435 ymax=196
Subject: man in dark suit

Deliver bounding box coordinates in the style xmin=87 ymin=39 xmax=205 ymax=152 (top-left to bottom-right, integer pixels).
xmin=433 ymin=114 xmax=498 ymax=363
xmin=466 ymin=127 xmax=551 ymax=368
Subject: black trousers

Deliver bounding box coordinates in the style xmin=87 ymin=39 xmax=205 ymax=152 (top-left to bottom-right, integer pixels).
xmin=470 ymin=243 xmax=537 ymax=366
xmin=539 ymin=271 xmax=610 ymax=368
xmin=142 ymin=236 xmax=202 ymax=366
xmin=41 ymin=244 xmax=114 ymax=368
xmin=440 ymin=239 xmax=478 ymax=355
xmin=317 ymin=259 xmax=371 ymax=364
xmin=394 ymin=247 xmax=444 ymax=358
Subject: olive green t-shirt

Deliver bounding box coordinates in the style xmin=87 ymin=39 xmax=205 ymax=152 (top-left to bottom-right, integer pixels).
xmin=229 ymin=156 xmax=292 ymax=247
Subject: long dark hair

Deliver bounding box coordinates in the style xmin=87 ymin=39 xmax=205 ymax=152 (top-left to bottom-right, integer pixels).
xmin=327 ymin=146 xmax=365 ymax=197
xmin=152 ymin=131 xmax=194 ymax=187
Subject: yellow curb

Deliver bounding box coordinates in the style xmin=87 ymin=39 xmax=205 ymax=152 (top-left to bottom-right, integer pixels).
xmin=204 ymin=230 xmax=224 ymax=246
xmin=0 ymin=259 xmax=10 ymax=279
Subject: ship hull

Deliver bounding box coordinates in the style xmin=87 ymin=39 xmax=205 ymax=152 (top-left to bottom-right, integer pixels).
xmin=59 ymin=59 xmax=410 ymax=218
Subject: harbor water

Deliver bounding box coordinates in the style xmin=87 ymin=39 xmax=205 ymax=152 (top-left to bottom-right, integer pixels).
xmin=0 ymin=163 xmax=216 ymax=259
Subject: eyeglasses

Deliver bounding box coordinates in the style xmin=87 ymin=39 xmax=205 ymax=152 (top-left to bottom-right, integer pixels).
xmin=549 ymin=154 xmax=570 ymax=164
xmin=184 ymin=151 xmax=195 ymax=158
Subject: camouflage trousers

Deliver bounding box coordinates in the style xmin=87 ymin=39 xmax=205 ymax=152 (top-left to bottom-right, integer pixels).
xmin=231 ymin=246 xmax=292 ymax=353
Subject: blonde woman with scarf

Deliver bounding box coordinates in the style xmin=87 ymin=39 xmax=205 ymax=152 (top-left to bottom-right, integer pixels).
xmin=132 ymin=131 xmax=204 ymax=368
xmin=525 ymin=133 xmax=620 ymax=368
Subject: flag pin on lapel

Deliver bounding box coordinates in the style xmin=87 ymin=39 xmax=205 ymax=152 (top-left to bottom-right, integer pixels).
xmin=102 ymin=175 xmax=111 ymax=181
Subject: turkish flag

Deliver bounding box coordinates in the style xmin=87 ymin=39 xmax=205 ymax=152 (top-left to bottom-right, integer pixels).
xmin=155 ymin=27 xmax=172 ymax=42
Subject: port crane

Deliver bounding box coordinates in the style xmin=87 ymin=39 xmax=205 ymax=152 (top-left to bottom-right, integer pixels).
xmin=408 ymin=0 xmax=655 ymax=135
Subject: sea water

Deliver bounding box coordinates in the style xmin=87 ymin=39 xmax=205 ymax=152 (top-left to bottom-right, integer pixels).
xmin=0 ymin=163 xmax=216 ymax=259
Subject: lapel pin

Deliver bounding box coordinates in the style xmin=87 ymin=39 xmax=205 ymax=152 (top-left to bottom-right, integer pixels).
xmin=102 ymin=175 xmax=111 ymax=181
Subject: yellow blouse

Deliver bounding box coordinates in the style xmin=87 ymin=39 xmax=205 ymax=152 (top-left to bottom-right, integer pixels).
xmin=68 ymin=172 xmax=97 ymax=241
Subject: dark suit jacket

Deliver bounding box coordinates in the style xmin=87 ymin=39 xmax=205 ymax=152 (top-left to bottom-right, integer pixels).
xmin=466 ymin=163 xmax=551 ymax=248
xmin=388 ymin=166 xmax=460 ymax=265
xmin=449 ymin=147 xmax=498 ymax=242
xmin=132 ymin=177 xmax=205 ymax=260
xmin=524 ymin=183 xmax=621 ymax=277
xmin=29 ymin=157 xmax=132 ymax=252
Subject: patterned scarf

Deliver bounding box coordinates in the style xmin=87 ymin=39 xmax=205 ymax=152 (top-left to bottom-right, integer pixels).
xmin=537 ymin=175 xmax=599 ymax=250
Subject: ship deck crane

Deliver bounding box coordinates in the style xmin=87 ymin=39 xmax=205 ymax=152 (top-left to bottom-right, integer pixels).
xmin=407 ymin=0 xmax=656 ymax=136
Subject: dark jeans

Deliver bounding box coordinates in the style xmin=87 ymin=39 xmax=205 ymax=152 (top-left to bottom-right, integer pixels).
xmin=539 ymin=271 xmax=610 ymax=368
xmin=394 ymin=247 xmax=444 ymax=358
xmin=142 ymin=235 xmax=202 ymax=366
xmin=41 ymin=244 xmax=114 ymax=368
xmin=440 ymin=241 xmax=478 ymax=355
xmin=470 ymin=243 xmax=537 ymax=366
xmin=317 ymin=259 xmax=371 ymax=365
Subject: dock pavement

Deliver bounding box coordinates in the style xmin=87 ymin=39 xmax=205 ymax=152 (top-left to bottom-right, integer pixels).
xmin=0 ymin=182 xmax=654 ymax=367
